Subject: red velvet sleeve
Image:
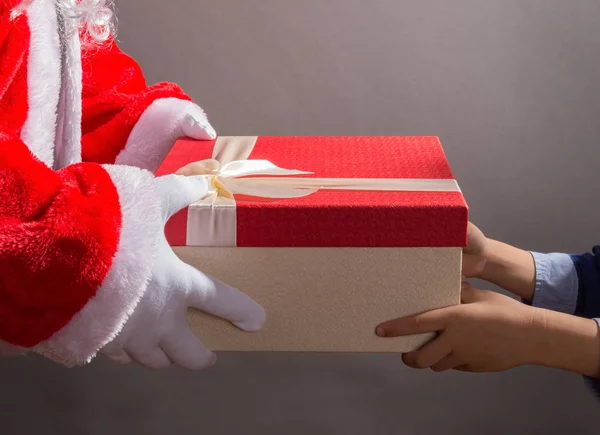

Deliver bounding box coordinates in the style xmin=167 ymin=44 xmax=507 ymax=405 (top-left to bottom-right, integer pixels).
xmin=80 ymin=38 xmax=192 ymax=165
xmin=0 ymin=132 xmax=121 ymax=347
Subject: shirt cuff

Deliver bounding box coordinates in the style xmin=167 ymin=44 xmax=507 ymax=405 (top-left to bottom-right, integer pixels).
xmin=529 ymin=252 xmax=579 ymax=314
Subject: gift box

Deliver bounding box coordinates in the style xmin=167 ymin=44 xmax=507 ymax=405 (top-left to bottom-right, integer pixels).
xmin=156 ymin=136 xmax=468 ymax=352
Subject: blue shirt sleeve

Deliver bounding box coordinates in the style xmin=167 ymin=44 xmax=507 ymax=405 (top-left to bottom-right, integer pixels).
xmin=529 ymin=252 xmax=579 ymax=314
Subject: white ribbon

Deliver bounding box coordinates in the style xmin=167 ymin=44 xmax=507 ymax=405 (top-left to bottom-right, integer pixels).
xmin=182 ymin=136 xmax=461 ymax=246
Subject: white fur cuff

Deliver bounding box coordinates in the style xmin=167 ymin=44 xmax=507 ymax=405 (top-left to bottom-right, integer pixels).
xmin=33 ymin=165 xmax=162 ymax=366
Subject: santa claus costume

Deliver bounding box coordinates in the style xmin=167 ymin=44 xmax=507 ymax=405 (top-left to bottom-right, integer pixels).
xmin=0 ymin=0 xmax=265 ymax=369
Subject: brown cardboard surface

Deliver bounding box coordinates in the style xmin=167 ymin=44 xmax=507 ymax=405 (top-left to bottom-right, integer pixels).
xmin=175 ymin=247 xmax=462 ymax=353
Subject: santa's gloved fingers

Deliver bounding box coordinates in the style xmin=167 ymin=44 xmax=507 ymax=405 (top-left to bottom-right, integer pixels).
xmin=182 ymin=115 xmax=217 ymax=140
xmin=125 ymin=345 xmax=172 ymax=370
xmin=181 ymin=104 xmax=217 ymax=140
xmin=155 ymin=174 xmax=209 ymax=221
xmin=160 ymin=327 xmax=216 ymax=370
xmin=185 ymin=267 xmax=266 ymax=332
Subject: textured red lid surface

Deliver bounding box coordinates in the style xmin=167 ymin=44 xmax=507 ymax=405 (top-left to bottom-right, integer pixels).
xmin=157 ymin=136 xmax=468 ymax=247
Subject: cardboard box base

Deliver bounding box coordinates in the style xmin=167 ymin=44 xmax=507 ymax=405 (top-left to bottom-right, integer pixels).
xmin=175 ymin=247 xmax=462 ymax=353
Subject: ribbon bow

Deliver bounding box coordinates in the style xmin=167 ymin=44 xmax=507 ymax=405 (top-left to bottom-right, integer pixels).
xmin=179 ymin=158 xmax=318 ymax=202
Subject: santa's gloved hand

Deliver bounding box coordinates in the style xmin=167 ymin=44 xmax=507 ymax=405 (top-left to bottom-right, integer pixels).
xmin=115 ymin=99 xmax=217 ymax=172
xmin=99 ymin=174 xmax=265 ymax=369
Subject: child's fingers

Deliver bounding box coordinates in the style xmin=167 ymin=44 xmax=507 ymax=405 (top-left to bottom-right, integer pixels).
xmin=376 ymin=307 xmax=455 ymax=337
xmin=430 ymin=354 xmax=463 ymax=372
xmin=402 ymin=334 xmax=452 ymax=369
xmin=460 ymin=280 xmax=487 ymax=304
xmin=463 ymin=222 xmax=486 ymax=255
xmin=461 ymin=281 xmax=476 ymax=303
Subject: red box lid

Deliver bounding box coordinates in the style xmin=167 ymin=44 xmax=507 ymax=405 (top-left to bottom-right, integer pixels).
xmin=157 ymin=136 xmax=468 ymax=248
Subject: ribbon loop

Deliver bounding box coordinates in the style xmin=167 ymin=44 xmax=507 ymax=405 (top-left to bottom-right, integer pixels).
xmin=219 ymin=160 xmax=313 ymax=179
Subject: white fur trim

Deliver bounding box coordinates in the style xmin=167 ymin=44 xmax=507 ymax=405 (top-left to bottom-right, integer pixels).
xmin=115 ymin=98 xmax=215 ymax=172
xmin=53 ymin=5 xmax=83 ymax=169
xmin=21 ymin=0 xmax=61 ymax=168
xmin=33 ymin=165 xmax=162 ymax=366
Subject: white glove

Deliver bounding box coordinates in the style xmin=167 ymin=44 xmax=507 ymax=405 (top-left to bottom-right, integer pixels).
xmin=179 ymin=101 xmax=217 ymax=140
xmin=115 ymin=99 xmax=217 ymax=173
xmin=99 ymin=174 xmax=265 ymax=369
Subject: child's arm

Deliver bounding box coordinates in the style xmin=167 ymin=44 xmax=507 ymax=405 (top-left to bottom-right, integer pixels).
xmin=479 ymin=239 xmax=537 ymax=301
xmin=462 ymin=223 xmax=600 ymax=389
xmin=376 ymin=223 xmax=600 ymax=386
xmin=376 ymin=282 xmax=600 ymax=378
xmin=466 ymin=223 xmax=580 ymax=315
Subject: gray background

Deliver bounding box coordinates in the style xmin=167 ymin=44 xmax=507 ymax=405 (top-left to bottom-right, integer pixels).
xmin=2 ymin=0 xmax=600 ymax=433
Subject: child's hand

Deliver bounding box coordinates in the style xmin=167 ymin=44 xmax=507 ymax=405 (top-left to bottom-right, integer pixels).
xmin=462 ymin=222 xmax=488 ymax=279
xmin=463 ymin=223 xmax=536 ymax=300
xmin=376 ymin=282 xmax=600 ymax=377
xmin=376 ymin=282 xmax=539 ymax=372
